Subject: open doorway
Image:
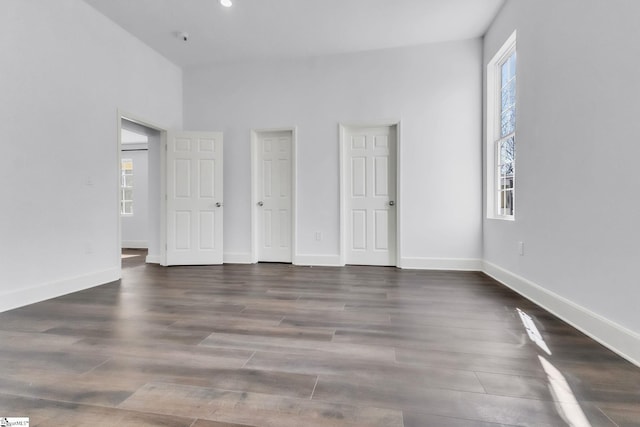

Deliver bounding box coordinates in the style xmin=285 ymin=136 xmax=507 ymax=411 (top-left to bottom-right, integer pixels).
xmin=119 ymin=117 xmax=163 ymax=266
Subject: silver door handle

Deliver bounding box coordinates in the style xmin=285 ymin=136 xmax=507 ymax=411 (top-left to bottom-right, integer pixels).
xmin=389 ymin=201 xmax=395 ymax=206
xmin=258 ymin=201 xmax=264 ymax=207
xmin=216 ymin=202 xmax=223 ymax=207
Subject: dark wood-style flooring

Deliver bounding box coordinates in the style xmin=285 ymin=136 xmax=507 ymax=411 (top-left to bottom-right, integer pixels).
xmin=0 ymin=253 xmax=639 ymax=426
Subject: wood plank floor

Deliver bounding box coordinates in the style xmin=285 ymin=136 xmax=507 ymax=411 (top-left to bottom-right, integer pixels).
xmin=0 ymin=258 xmax=639 ymax=426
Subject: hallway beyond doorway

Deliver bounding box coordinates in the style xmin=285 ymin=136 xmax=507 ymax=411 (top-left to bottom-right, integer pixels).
xmin=121 ymin=248 xmax=147 ymax=268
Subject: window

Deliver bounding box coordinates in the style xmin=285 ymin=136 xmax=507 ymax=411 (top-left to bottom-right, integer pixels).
xmin=487 ymin=31 xmax=517 ymax=219
xmin=121 ymin=158 xmax=133 ymax=215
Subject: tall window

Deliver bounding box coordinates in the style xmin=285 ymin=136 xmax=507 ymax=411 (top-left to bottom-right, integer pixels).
xmin=487 ymin=31 xmax=517 ymax=219
xmin=121 ymin=158 xmax=133 ymax=215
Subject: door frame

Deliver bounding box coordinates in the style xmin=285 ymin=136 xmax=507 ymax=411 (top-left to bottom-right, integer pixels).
xmin=339 ymin=121 xmax=402 ymax=267
xmin=116 ymin=110 xmax=168 ymax=266
xmin=250 ymin=127 xmax=298 ymax=264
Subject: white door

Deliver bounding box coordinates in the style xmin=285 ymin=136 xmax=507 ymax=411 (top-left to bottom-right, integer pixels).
xmin=343 ymin=125 xmax=397 ymax=266
xmin=166 ymin=131 xmax=223 ymax=265
xmin=256 ymin=130 xmax=292 ymax=262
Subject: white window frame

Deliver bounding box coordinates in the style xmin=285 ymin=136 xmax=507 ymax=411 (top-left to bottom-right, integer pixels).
xmin=487 ymin=31 xmax=517 ymax=220
xmin=121 ymin=158 xmax=134 ymax=215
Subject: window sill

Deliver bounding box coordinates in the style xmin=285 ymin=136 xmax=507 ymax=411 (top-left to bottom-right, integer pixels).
xmin=487 ymin=215 xmax=515 ymax=222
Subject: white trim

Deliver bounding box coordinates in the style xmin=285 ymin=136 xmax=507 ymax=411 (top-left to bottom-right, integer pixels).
xmin=400 ymin=257 xmax=482 ymax=271
xmin=251 ymin=127 xmax=298 ymax=264
xmin=0 ymin=268 xmax=120 ymax=313
xmin=119 ymin=111 xmax=167 ymax=133
xmin=121 ymin=240 xmax=148 ymax=249
xmin=339 ymin=125 xmax=346 ymax=265
xmin=395 ymin=122 xmax=403 ymax=264
xmin=294 ymin=254 xmax=342 ymax=267
xmin=116 ymin=113 xmax=124 ymax=271
xmin=483 ymin=261 xmax=640 ymax=368
xmin=486 ymin=30 xmax=517 ymax=220
xmin=160 ymin=130 xmax=168 ymax=266
xmin=223 ymin=252 xmax=254 ymax=264
xmin=251 ymin=131 xmax=258 ymax=263
xmin=121 ymin=142 xmax=149 ymax=151
xmin=339 ymin=120 xmax=401 ymax=267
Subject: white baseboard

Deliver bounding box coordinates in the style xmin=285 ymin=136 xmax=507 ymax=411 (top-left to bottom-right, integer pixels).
xmin=121 ymin=241 xmax=148 ymax=249
xmin=483 ymin=261 xmax=640 ymax=368
xmin=294 ymin=254 xmax=342 ymax=267
xmin=145 ymin=254 xmax=161 ymax=264
xmin=400 ymin=257 xmax=482 ymax=271
xmin=0 ymin=268 xmax=121 ymax=313
xmin=223 ymin=252 xmax=254 ymax=264
xmin=293 ymin=256 xmax=482 ymax=270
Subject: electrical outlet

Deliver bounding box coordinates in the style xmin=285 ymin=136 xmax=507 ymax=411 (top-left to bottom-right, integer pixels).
xmin=315 ymin=232 xmax=322 ymax=241
xmin=518 ymin=241 xmax=524 ymax=256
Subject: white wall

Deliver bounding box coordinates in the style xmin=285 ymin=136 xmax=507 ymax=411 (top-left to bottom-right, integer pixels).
xmin=483 ymin=0 xmax=640 ymax=364
xmin=184 ymin=40 xmax=483 ymax=267
xmin=0 ymin=0 xmax=182 ymax=311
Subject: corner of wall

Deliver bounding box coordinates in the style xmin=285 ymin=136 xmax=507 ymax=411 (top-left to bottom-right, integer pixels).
xmin=482 ymin=260 xmax=640 ymax=368
xmin=0 ymin=269 xmax=121 ymax=314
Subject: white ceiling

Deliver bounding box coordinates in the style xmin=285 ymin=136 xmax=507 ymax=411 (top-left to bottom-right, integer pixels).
xmin=84 ymin=0 xmax=505 ymax=67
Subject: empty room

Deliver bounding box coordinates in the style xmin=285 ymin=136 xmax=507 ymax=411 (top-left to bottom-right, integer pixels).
xmin=1 ymin=0 xmax=639 ymax=426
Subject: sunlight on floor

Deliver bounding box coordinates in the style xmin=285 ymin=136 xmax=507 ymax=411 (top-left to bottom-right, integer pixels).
xmin=539 ymin=356 xmax=592 ymax=427
xmin=517 ymin=308 xmax=551 ymax=355
xmin=517 ymin=307 xmax=592 ymax=427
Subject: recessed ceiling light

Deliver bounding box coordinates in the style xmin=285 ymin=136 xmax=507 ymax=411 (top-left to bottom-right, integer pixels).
xmin=220 ymin=0 xmax=232 ymax=7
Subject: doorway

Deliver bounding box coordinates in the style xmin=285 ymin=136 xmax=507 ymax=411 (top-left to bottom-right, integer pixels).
xmin=118 ymin=115 xmax=164 ymax=266
xmin=251 ymin=128 xmax=297 ymax=263
xmin=340 ymin=123 xmax=399 ymax=266
xmin=117 ymin=113 xmax=226 ymax=267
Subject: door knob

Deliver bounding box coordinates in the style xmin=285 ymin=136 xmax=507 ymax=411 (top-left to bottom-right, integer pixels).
xmin=389 ymin=200 xmax=395 ymax=206
xmin=216 ymin=202 xmax=223 ymax=207
xmin=258 ymin=201 xmax=264 ymax=207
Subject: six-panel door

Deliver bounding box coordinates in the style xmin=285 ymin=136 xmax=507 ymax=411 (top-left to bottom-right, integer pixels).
xmin=344 ymin=126 xmax=397 ymax=266
xmin=257 ymin=131 xmax=293 ymax=262
xmin=166 ymin=131 xmax=223 ymax=265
